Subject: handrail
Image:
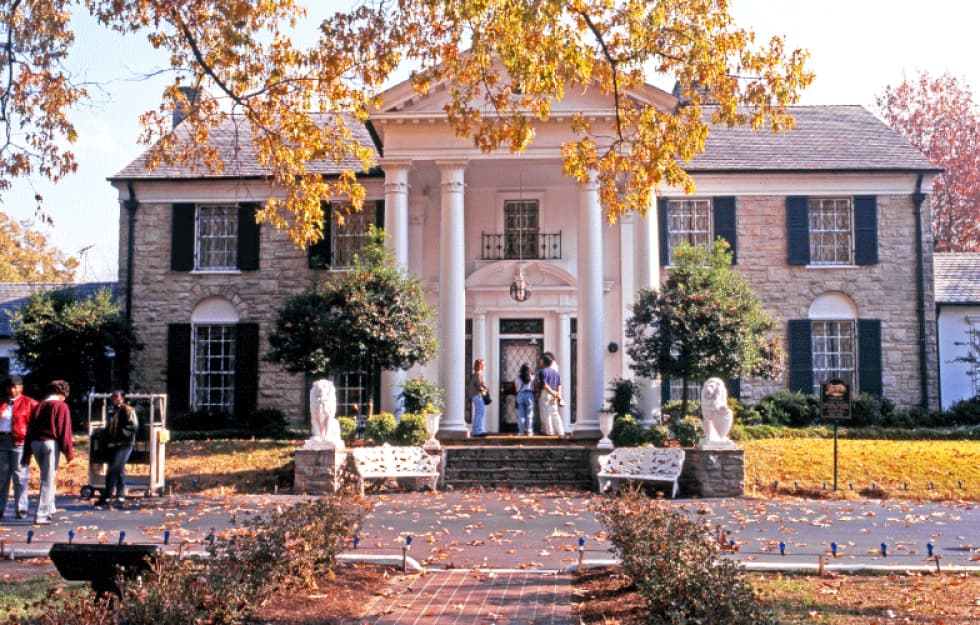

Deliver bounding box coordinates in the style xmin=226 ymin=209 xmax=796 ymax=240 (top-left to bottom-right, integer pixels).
xmin=480 ymin=231 xmax=562 ymax=260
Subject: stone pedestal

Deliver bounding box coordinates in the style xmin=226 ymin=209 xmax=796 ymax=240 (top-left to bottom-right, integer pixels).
xmin=293 ymin=448 xmax=347 ymax=495
xmin=678 ymin=448 xmax=744 ymax=498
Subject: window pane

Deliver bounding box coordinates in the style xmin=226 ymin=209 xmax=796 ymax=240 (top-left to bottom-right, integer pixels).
xmin=811 ymin=320 xmax=856 ymax=394
xmin=669 ymin=378 xmax=703 ymax=401
xmin=331 ymin=204 xmax=375 ymax=268
xmin=667 ymin=199 xmax=711 ymax=263
xmin=504 ymin=200 xmax=540 ymax=259
xmin=192 ymin=324 xmax=236 ymax=413
xmin=808 ymin=198 xmax=853 ymax=265
xmin=196 ymin=205 xmax=238 ymax=270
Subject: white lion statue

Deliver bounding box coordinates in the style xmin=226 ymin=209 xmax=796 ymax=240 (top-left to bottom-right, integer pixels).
xmin=306 ymin=379 xmax=343 ymax=450
xmin=698 ymin=377 xmax=736 ymax=450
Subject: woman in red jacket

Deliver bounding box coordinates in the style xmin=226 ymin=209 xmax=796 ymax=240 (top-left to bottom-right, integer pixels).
xmin=22 ymin=379 xmax=74 ymax=525
xmin=0 ymin=375 xmax=38 ymax=520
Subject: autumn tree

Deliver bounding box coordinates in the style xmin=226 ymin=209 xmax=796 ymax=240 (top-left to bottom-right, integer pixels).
xmin=266 ymin=226 xmax=437 ymax=417
xmin=877 ymin=72 xmax=980 ymax=252
xmin=0 ymin=211 xmax=79 ymax=282
xmin=625 ymin=240 xmax=782 ymax=427
xmin=0 ymin=0 xmax=84 ymax=208
xmin=3 ymin=1 xmax=811 ymax=244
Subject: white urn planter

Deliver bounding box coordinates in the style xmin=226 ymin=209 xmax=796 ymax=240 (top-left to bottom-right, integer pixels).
xmin=597 ymin=412 xmax=615 ymax=450
xmin=423 ymin=413 xmax=442 ymax=451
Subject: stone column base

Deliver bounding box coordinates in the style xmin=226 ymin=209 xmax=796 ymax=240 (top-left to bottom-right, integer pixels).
xmin=294 ymin=448 xmax=348 ymax=495
xmin=678 ymin=448 xmax=744 ymax=498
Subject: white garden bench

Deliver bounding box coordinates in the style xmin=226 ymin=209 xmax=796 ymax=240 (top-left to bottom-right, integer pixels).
xmin=596 ymin=447 xmax=686 ymax=498
xmin=350 ymin=444 xmax=441 ymax=496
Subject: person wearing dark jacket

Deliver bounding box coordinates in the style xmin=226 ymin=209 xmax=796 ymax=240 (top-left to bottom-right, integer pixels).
xmin=97 ymin=390 xmax=138 ymax=505
xmin=0 ymin=375 xmax=38 ymax=520
xmin=22 ymin=380 xmax=74 ymax=525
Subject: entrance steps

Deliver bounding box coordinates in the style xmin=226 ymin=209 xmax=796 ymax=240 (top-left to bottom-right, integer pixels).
xmin=442 ymin=441 xmax=594 ymax=490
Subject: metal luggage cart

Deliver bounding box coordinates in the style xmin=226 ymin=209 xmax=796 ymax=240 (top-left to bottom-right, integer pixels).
xmin=81 ymin=393 xmax=169 ymax=499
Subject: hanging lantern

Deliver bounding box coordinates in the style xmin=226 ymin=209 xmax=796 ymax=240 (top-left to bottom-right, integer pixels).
xmin=510 ymin=267 xmax=531 ymax=302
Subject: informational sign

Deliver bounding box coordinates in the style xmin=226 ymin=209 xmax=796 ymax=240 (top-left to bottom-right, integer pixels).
xmin=821 ymin=378 xmax=851 ymax=420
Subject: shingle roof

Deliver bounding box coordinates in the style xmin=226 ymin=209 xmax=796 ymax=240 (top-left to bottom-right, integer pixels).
xmin=690 ymin=106 xmax=938 ymax=172
xmin=934 ymin=253 xmax=980 ymax=304
xmin=111 ymin=113 xmax=379 ymax=180
xmin=0 ymin=282 xmax=118 ymax=337
xmin=112 ymin=105 xmax=935 ymax=179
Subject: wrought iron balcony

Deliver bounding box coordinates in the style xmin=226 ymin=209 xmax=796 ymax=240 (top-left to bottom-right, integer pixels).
xmin=480 ymin=231 xmax=562 ymax=260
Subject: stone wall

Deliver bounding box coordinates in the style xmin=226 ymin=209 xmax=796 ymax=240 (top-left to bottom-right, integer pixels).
xmin=681 ymin=194 xmax=938 ymax=409
xmin=123 ymin=199 xmax=310 ymax=425
xmin=294 ymin=448 xmax=348 ymax=494
xmin=677 ymin=448 xmax=744 ymax=498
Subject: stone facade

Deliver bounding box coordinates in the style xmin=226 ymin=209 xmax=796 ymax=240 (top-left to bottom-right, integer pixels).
xmin=294 ymin=448 xmax=348 ymax=494
xmin=678 ymin=193 xmax=939 ymax=409
xmin=677 ymin=448 xmax=745 ymax=498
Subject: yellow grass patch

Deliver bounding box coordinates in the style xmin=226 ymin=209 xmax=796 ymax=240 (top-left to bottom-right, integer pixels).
xmin=743 ymin=439 xmax=980 ymax=500
xmin=39 ymin=438 xmax=298 ymax=497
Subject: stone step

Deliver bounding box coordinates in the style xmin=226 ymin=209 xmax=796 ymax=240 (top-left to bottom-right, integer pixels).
xmin=443 ymin=445 xmax=594 ymax=489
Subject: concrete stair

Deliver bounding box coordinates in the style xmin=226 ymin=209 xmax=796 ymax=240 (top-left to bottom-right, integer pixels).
xmin=442 ymin=444 xmax=594 ymax=490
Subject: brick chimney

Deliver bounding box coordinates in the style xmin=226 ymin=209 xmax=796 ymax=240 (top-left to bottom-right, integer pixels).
xmin=172 ymin=86 xmax=202 ymax=128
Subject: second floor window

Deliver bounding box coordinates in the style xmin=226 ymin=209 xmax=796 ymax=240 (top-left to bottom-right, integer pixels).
xmin=808 ymin=198 xmax=853 ymax=265
xmin=331 ymin=206 xmax=374 ymax=269
xmin=504 ymin=199 xmax=539 ymax=259
xmin=667 ymin=199 xmax=712 ymax=263
xmin=196 ymin=205 xmax=239 ymax=270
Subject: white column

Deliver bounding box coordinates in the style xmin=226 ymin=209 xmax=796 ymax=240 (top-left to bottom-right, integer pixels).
xmin=635 ymin=202 xmax=662 ymax=426
xmin=573 ymin=176 xmax=605 ymax=436
xmin=437 ymin=161 xmax=468 ymax=437
xmin=472 ymin=313 xmax=488 ymax=431
xmin=380 ymin=161 xmax=411 ymax=415
xmin=382 ymin=160 xmax=410 ymax=268
xmin=558 ymin=312 xmax=572 ymax=433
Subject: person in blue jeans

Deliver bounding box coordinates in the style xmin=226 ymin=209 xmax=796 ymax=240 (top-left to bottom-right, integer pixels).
xmin=468 ymin=358 xmax=489 ymax=437
xmin=514 ymin=363 xmax=536 ymax=436
xmin=97 ymin=390 xmax=138 ymax=506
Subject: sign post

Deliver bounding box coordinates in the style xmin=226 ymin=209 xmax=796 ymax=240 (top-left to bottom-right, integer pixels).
xmin=820 ymin=379 xmax=851 ymax=491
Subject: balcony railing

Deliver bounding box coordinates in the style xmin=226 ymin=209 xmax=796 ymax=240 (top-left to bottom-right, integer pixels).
xmin=480 ymin=231 xmax=562 ymax=260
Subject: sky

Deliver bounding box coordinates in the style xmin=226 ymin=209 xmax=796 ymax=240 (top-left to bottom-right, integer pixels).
xmin=3 ymin=0 xmax=978 ymax=282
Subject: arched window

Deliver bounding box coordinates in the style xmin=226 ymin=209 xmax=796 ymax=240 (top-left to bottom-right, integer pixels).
xmin=190 ymin=298 xmax=240 ymax=414
xmin=808 ymin=293 xmax=858 ymax=395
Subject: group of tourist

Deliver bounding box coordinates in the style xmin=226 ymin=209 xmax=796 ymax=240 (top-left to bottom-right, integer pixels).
xmin=0 ymin=376 xmax=138 ymax=525
xmin=468 ymin=351 xmax=566 ymax=437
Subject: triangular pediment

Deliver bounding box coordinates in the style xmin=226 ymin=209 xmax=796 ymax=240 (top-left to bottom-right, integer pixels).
xmin=375 ymin=61 xmax=676 ymax=119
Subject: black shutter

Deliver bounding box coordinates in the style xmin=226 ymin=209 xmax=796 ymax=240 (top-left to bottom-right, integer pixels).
xmin=857 ymin=319 xmax=883 ymax=396
xmin=853 ymin=196 xmax=878 ymax=265
xmin=234 ymin=323 xmax=260 ymax=420
xmin=375 ymin=199 xmax=385 ymax=229
xmin=171 ymin=204 xmax=196 ymax=271
xmin=787 ymin=320 xmax=813 ymax=393
xmin=167 ymin=324 xmax=192 ymax=414
xmin=786 ymin=196 xmax=810 ymax=266
xmin=237 ymin=203 xmax=260 ymax=271
xmin=658 ymin=197 xmax=670 ymax=266
xmin=661 ymin=377 xmax=672 ymax=404
xmin=308 ymin=201 xmax=332 ymax=269
xmin=713 ymin=196 xmax=737 ymax=264
xmin=727 ymin=378 xmax=741 ymax=401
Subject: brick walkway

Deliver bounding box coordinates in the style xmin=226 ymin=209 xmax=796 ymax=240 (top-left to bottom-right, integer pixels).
xmin=366 ymin=570 xmax=575 ymax=625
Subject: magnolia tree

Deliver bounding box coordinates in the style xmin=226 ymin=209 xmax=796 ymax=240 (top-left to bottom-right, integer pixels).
xmin=266 ymin=227 xmax=437 ymax=417
xmin=2 ymin=1 xmax=811 ymax=236
xmin=877 ymin=71 xmax=980 ymax=252
xmin=12 ymin=287 xmax=139 ymax=420
xmin=625 ymin=240 xmax=782 ymax=427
